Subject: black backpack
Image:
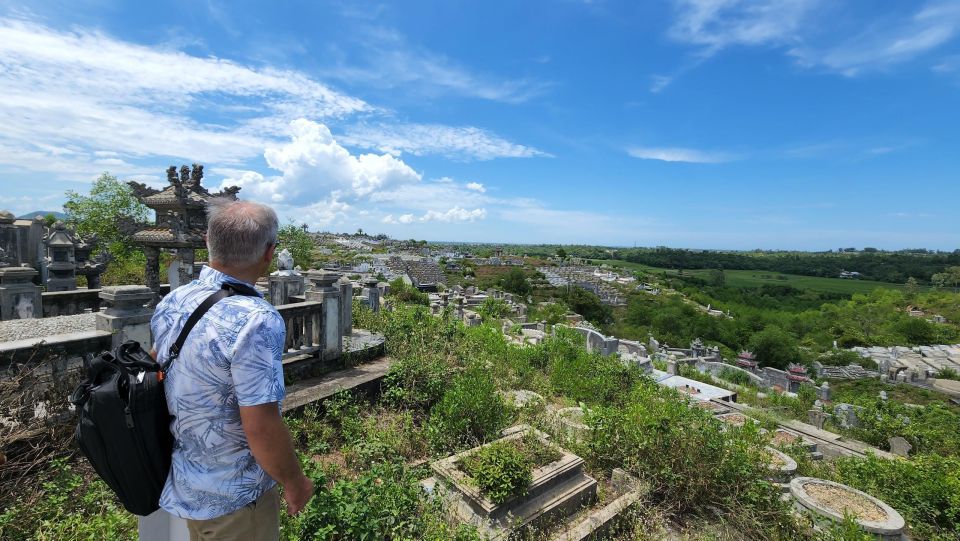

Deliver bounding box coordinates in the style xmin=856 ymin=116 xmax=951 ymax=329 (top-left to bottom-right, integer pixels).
xmin=70 ymin=282 xmax=257 ymax=516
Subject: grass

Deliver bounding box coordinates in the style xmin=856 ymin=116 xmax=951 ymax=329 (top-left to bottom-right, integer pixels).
xmin=592 ymin=259 xmax=916 ymax=295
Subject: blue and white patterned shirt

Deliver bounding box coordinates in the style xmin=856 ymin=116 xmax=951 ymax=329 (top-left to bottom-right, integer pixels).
xmin=151 ymin=266 xmax=286 ymax=520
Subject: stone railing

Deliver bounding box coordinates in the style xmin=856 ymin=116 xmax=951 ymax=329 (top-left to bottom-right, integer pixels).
xmin=0 ymin=329 xmax=111 ymax=370
xmin=41 ymin=288 xmax=102 ymax=317
xmin=276 ymin=301 xmax=324 ymax=360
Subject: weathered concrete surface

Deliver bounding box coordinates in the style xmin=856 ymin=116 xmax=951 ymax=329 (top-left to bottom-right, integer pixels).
xmin=790 ymin=477 xmax=906 ymax=540
xmin=283 ymin=356 xmax=393 ymax=411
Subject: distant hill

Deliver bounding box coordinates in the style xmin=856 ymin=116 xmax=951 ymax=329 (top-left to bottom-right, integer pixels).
xmin=17 ymin=210 xmax=67 ymax=220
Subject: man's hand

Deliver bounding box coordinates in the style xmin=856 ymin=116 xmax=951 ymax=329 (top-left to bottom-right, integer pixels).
xmin=283 ymin=474 xmax=314 ymax=516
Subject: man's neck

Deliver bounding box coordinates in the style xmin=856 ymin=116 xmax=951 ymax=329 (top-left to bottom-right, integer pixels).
xmin=209 ymin=262 xmax=261 ymax=286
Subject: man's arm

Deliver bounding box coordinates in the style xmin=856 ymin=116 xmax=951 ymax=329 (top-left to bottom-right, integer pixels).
xmin=240 ymin=403 xmax=313 ymax=515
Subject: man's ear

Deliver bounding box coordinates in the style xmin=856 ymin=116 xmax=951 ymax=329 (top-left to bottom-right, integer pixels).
xmin=263 ymin=243 xmax=276 ymax=263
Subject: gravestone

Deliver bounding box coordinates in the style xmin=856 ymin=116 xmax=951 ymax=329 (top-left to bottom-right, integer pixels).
xmin=807 ymin=408 xmax=831 ymax=430
xmin=0 ymin=266 xmax=41 ymax=320
xmin=833 ymin=403 xmax=863 ymax=429
xmin=887 ymin=437 xmax=912 ymax=457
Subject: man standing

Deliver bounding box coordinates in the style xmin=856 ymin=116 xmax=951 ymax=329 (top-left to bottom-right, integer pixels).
xmin=151 ymin=199 xmax=313 ymax=541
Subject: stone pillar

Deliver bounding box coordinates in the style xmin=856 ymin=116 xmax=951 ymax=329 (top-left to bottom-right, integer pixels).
xmin=455 ymin=295 xmax=464 ymax=319
xmin=268 ymin=273 xmax=305 ymax=306
xmin=176 ymin=248 xmax=194 ymax=289
xmin=0 ymin=266 xmax=42 ymax=320
xmin=96 ymin=285 xmax=155 ymax=350
xmin=439 ymin=291 xmax=449 ymax=309
xmin=666 ymin=360 xmax=678 ymax=375
xmin=602 ymin=336 xmax=620 ymax=357
xmin=144 ymin=247 xmax=161 ymax=301
xmin=338 ymin=276 xmax=352 ymax=335
xmin=306 ymin=271 xmax=341 ymax=360
xmin=363 ymin=278 xmax=380 ymax=313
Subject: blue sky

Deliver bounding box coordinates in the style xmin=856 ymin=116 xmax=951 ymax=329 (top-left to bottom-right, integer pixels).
xmin=0 ymin=0 xmax=958 ymax=250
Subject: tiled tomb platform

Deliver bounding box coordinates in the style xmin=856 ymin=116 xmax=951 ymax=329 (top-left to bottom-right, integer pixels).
xmin=421 ymin=426 xmax=598 ymax=540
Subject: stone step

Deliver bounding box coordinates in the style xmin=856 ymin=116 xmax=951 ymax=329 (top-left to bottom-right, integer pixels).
xmin=282 ymin=356 xmax=393 ymax=411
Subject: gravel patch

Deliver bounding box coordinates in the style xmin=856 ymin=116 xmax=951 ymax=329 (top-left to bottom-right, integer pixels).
xmin=804 ymin=482 xmax=886 ymax=522
xmin=0 ymin=313 xmax=97 ymax=343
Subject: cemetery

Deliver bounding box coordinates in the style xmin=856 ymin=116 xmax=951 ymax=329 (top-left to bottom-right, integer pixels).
xmin=2 ymin=172 xmax=960 ymax=540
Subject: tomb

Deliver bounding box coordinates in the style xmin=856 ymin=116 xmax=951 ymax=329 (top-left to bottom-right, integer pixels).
xmin=789 ymin=478 xmax=906 ymax=540
xmin=0 ymin=266 xmax=42 ymax=320
xmin=423 ymin=426 xmax=597 ymax=540
xmin=127 ymin=164 xmax=240 ymax=299
xmin=44 ymin=222 xmax=78 ymax=291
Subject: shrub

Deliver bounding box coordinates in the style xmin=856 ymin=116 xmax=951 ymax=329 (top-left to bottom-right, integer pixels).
xmin=585 ymin=379 xmax=790 ymax=528
xmin=718 ymin=366 xmax=754 ymax=387
xmin=547 ymin=329 xmax=636 ymax=405
xmin=382 ymin=355 xmax=451 ymax=411
xmin=426 ymin=366 xmax=512 ymax=454
xmin=461 ymin=440 xmax=532 ymax=504
xmin=0 ymin=458 xmax=136 ymax=541
xmin=833 ymin=454 xmax=960 ymax=539
xmin=286 ymin=462 xmax=474 ymax=540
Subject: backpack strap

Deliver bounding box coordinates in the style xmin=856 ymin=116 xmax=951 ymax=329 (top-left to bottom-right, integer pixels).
xmin=163 ymin=289 xmax=230 ymax=370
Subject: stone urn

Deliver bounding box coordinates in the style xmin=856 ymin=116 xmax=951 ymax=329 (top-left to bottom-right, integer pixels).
xmin=789 ymin=477 xmax=906 ymax=540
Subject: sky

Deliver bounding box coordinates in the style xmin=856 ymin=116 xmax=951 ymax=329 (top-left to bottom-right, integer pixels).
xmin=0 ymin=0 xmax=958 ymax=250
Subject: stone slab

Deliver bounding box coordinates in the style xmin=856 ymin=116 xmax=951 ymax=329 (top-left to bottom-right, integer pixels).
xmin=282 ymin=356 xmax=393 ymax=411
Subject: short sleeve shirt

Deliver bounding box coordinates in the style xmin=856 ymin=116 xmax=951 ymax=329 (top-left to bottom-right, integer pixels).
xmin=151 ymin=266 xmax=285 ymax=520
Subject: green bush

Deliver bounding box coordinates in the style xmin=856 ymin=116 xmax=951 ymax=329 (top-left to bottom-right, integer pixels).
xmin=285 ymin=462 xmax=480 ymax=540
xmin=585 ymin=380 xmax=793 ymax=534
xmin=461 ymin=440 xmax=532 ymax=504
xmin=388 ymin=278 xmax=430 ymax=306
xmin=426 ymin=366 xmax=512 ymax=453
xmin=833 ymin=454 xmax=960 ymax=539
xmin=0 ymin=458 xmax=136 ymax=541
xmin=547 ymin=328 xmax=636 ymax=405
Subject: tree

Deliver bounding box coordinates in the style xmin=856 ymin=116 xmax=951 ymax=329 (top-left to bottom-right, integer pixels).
xmin=556 ymin=247 xmax=567 ymax=260
xmin=43 ymin=213 xmax=58 ymax=227
xmin=63 ymin=172 xmax=150 ymax=258
xmin=747 ymin=325 xmax=801 ymax=370
xmin=709 ymin=268 xmax=726 ymax=287
xmin=905 ymin=277 xmax=919 ymax=296
xmin=931 ymin=267 xmax=960 ymax=292
xmin=562 ymin=287 xmax=612 ymax=326
xmin=502 ymin=268 xmax=531 ymax=297
xmin=277 ymin=221 xmax=315 ymax=269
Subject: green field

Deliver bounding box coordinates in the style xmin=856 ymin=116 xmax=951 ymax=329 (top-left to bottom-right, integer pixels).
xmin=592 ymin=259 xmax=914 ymax=295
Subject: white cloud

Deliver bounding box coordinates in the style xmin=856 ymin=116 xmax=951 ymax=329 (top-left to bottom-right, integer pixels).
xmin=321 ymin=26 xmax=549 ymax=103
xmin=218 ymin=119 xmax=422 ymax=205
xmin=340 ymin=123 xmax=549 ymax=161
xmin=649 ymin=75 xmax=674 ymax=93
xmin=668 ymin=0 xmax=815 ymax=56
xmin=465 ymin=182 xmax=486 ymax=192
xmin=788 ymin=2 xmax=960 ymax=76
xmin=667 ymin=0 xmax=960 ymax=76
xmin=0 ymin=17 xmax=367 ymax=179
xmin=421 ymin=207 xmax=486 ymax=222
xmin=398 ymin=214 xmax=416 ymax=224
xmin=627 ymin=146 xmax=734 ymax=163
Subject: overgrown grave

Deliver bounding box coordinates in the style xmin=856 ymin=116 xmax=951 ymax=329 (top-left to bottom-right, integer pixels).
xmin=422 ymin=425 xmax=598 ymax=540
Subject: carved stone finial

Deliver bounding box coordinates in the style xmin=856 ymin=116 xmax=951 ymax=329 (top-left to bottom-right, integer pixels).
xmin=190 ymin=163 xmax=204 ymax=185
xmin=179 ymin=165 xmax=190 ymax=184
xmin=166 ymin=166 xmax=178 ymax=184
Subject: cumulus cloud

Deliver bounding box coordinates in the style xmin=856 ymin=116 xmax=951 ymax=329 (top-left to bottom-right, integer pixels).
xmin=341 ymin=123 xmax=549 ymax=161
xmin=382 ymin=207 xmax=486 ymax=224
xmin=465 ymin=182 xmax=486 ymax=192
xmin=219 ymin=119 xmax=422 ymax=205
xmin=627 ymin=146 xmax=734 ymax=163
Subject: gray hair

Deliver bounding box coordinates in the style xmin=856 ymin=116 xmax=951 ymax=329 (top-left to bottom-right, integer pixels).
xmin=206 ymin=199 xmax=278 ymax=267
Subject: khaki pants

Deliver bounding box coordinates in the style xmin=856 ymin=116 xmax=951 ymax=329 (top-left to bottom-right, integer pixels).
xmin=186 ymin=486 xmax=280 ymax=541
